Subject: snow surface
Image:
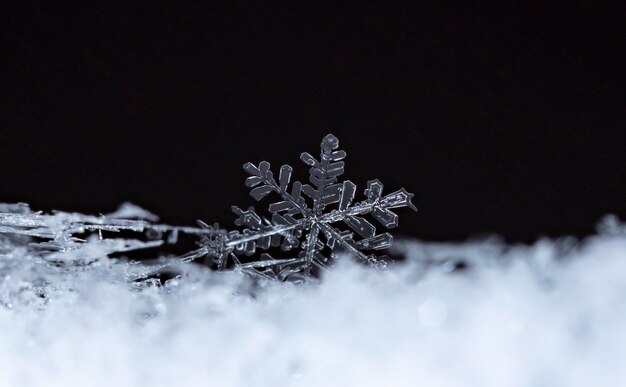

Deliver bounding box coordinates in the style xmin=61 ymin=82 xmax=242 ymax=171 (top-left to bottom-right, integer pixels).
xmin=2 ymin=220 xmax=626 ymax=386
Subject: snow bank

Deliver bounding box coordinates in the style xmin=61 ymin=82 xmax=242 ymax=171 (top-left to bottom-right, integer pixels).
xmin=2 ymin=224 xmax=626 ymax=386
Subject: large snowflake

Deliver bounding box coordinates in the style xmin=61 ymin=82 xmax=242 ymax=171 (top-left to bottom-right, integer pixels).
xmin=188 ymin=134 xmax=417 ymax=281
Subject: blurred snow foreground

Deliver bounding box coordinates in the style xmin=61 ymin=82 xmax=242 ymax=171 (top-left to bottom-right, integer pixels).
xmin=2 ymin=205 xmax=626 ymax=386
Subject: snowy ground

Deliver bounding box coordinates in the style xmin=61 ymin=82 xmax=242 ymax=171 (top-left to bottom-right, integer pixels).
xmin=2 ymin=219 xmax=626 ymax=386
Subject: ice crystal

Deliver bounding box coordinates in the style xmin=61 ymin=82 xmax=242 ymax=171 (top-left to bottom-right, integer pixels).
xmin=0 ymin=202 xmax=208 ymax=273
xmin=189 ymin=134 xmax=417 ymax=281
xmin=0 ymin=134 xmax=416 ymax=282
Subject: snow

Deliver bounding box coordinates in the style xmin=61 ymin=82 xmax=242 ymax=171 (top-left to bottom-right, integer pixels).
xmin=2 ymin=224 xmax=626 ymax=386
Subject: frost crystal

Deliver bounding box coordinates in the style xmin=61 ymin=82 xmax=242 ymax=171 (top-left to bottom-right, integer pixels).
xmin=0 ymin=134 xmax=416 ymax=282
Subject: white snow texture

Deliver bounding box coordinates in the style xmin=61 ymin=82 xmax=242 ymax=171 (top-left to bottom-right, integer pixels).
xmin=2 ymin=216 xmax=626 ymax=386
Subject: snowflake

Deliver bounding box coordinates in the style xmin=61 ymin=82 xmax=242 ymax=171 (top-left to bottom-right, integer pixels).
xmin=0 ymin=203 xmax=166 ymax=266
xmin=191 ymin=134 xmax=417 ymax=281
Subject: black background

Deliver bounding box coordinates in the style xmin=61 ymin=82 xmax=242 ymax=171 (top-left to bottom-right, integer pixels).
xmin=2 ymin=2 xmax=625 ymax=242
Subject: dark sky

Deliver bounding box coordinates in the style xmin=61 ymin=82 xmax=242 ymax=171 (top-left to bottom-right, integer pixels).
xmin=2 ymin=2 xmax=625 ymax=242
